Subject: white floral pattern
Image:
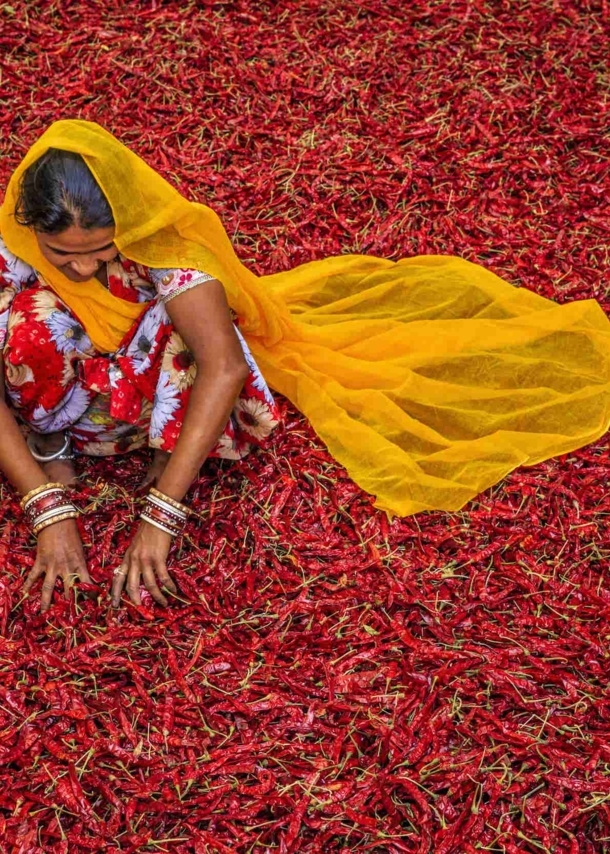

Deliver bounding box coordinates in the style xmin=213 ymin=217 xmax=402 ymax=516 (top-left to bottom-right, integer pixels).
xmin=0 ymin=285 xmax=17 ymax=314
xmin=214 ymin=432 xmax=248 ymax=460
xmin=162 ymin=331 xmax=197 ymax=391
xmin=7 ymin=309 xmax=25 ymax=335
xmin=5 ymin=362 xmax=33 ymax=386
xmin=45 ymin=311 xmax=93 ymax=355
xmin=107 ymin=257 xmax=154 ymax=303
xmin=0 ymin=314 xmax=9 ymax=348
xmin=0 ymin=236 xmax=34 ymax=288
xmin=234 ymin=326 xmax=275 ymax=404
xmin=126 ymin=301 xmax=169 ymax=375
xmin=31 ymin=288 xmax=59 ymax=321
xmin=150 ymin=370 xmax=181 ymax=440
xmin=30 ymin=384 xmax=92 ymax=433
xmin=0 ymin=238 xmax=30 ymax=348
xmin=235 ymin=398 xmax=279 ymax=441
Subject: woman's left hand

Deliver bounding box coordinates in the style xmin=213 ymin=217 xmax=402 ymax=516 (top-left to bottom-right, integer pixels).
xmin=111 ymin=521 xmax=177 ymax=608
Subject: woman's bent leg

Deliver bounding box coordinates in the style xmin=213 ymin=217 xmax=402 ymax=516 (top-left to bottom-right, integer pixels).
xmin=147 ymin=327 xmax=280 ymax=460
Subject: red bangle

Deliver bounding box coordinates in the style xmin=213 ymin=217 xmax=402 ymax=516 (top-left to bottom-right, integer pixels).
xmin=145 ymin=504 xmax=183 ymax=531
xmin=141 ymin=504 xmax=183 ymax=537
xmin=25 ymin=493 xmax=69 ymax=520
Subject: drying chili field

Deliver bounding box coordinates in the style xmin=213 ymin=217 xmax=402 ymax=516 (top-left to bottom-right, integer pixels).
xmin=1 ymin=1 xmax=610 ymax=851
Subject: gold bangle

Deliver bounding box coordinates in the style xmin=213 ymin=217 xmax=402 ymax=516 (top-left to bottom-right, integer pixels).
xmin=32 ymin=510 xmax=79 ymax=536
xmin=20 ymin=482 xmax=66 ymax=510
xmin=149 ymin=487 xmax=190 ymax=516
xmin=32 ymin=502 xmax=78 ymax=527
xmin=146 ymin=494 xmax=187 ymax=523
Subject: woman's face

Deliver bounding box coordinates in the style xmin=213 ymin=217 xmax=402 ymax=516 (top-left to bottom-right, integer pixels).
xmin=35 ymin=224 xmax=117 ymax=283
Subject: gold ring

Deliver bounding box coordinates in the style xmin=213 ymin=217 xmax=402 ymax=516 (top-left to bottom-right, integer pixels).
xmin=113 ymin=567 xmax=128 ymax=577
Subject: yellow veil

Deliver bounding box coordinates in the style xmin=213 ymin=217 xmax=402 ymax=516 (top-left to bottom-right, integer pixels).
xmin=2 ymin=119 xmax=610 ymax=516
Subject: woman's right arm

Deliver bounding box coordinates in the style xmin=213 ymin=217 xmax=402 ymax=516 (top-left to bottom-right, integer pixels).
xmin=0 ymin=238 xmax=93 ymax=611
xmin=0 ymin=351 xmax=93 ymax=612
xmin=0 ymin=363 xmax=52 ymax=493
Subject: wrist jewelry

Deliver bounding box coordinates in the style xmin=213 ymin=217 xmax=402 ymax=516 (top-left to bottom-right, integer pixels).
xmin=20 ymin=482 xmax=66 ymax=510
xmin=21 ymin=483 xmax=79 ymax=536
xmin=141 ymin=488 xmax=189 ymax=538
xmin=148 ymin=487 xmax=190 ymax=516
xmin=27 ymin=432 xmax=74 ymax=462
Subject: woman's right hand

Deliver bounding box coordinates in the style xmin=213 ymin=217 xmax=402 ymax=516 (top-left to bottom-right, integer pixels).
xmin=22 ymin=519 xmax=93 ymax=613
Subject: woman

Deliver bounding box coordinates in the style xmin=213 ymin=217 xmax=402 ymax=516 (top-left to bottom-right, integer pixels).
xmin=3 ymin=119 xmax=610 ymax=612
xmin=0 ymin=131 xmax=280 ymax=612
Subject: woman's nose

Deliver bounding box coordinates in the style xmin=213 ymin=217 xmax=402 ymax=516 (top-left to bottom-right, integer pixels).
xmin=69 ymin=258 xmax=100 ymax=278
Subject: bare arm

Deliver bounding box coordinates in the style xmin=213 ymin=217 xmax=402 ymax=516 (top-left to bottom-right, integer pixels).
xmin=156 ymin=278 xmax=249 ymax=501
xmin=0 ymin=356 xmax=92 ymax=611
xmin=0 ymin=361 xmax=50 ymax=494
xmin=113 ymin=279 xmax=249 ymax=607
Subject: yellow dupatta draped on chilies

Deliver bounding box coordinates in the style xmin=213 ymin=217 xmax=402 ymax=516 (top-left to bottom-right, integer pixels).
xmin=2 ymin=119 xmax=610 ymax=516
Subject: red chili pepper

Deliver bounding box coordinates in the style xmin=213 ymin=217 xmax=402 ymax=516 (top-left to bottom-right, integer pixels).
xmin=1 ymin=4 xmax=610 ymax=852
xmin=162 ymin=692 xmax=175 ymax=737
xmin=166 ymin=647 xmax=196 ymax=702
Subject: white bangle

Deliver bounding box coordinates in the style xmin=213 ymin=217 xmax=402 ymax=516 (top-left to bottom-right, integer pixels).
xmin=141 ymin=512 xmax=180 ymax=538
xmin=33 ymin=504 xmax=78 ymax=527
xmin=146 ymin=493 xmax=188 ymax=521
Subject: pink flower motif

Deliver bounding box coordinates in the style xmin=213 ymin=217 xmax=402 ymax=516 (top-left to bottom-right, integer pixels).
xmin=178 ymin=270 xmax=194 ymax=286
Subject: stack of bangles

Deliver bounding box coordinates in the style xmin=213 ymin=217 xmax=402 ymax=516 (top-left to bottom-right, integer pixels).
xmin=20 ymin=482 xmax=79 ymax=536
xmin=141 ymin=487 xmax=189 ymax=537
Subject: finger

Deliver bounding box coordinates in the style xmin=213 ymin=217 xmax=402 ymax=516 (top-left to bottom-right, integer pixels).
xmin=140 ymin=564 xmax=168 ymax=607
xmin=23 ymin=559 xmax=45 ymax=595
xmin=155 ymin=562 xmax=178 ymax=596
xmin=111 ymin=564 xmax=129 ymax=609
xmin=60 ymin=559 xmax=90 ymax=600
xmin=61 ymin=566 xmax=79 ymax=600
xmin=76 ymin=562 xmax=94 ymax=586
xmin=125 ymin=564 xmax=143 ymax=607
xmin=40 ymin=572 xmax=59 ymax=613
xmin=59 ymin=555 xmax=88 ymax=599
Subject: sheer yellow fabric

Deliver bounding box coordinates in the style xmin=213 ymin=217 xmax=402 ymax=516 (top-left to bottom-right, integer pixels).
xmin=2 ymin=119 xmax=610 ymax=515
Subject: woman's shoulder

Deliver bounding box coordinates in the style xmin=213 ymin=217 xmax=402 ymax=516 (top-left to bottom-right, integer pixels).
xmin=0 ymin=234 xmax=36 ymax=288
xmin=114 ymin=254 xmax=216 ymax=304
xmin=145 ymin=266 xmax=216 ymax=303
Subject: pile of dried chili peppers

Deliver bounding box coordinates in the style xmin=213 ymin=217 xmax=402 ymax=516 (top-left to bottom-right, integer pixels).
xmin=1 ymin=1 xmax=609 ymax=851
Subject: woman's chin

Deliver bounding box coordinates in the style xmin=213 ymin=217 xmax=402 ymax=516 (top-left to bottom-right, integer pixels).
xmin=63 ymin=271 xmax=93 ymax=283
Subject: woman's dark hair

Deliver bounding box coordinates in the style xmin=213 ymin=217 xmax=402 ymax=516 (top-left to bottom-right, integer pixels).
xmin=14 ymin=148 xmax=114 ymax=234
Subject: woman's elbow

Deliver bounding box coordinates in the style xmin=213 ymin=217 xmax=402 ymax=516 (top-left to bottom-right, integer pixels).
xmin=232 ymin=354 xmax=250 ymax=387
xmin=198 ymin=352 xmax=250 ymax=388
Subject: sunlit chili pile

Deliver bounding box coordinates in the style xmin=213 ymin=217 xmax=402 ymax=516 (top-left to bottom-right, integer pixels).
xmin=1 ymin=1 xmax=609 ymax=851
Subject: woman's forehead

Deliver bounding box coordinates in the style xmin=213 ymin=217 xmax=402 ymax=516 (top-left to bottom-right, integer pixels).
xmin=37 ymin=224 xmax=115 ymax=254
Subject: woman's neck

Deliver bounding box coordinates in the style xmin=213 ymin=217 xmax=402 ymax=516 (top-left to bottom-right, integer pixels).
xmin=95 ymin=263 xmax=109 ymax=288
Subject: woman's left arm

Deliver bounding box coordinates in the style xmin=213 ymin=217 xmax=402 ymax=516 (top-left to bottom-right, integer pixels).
xmin=112 ymin=279 xmax=249 ymax=608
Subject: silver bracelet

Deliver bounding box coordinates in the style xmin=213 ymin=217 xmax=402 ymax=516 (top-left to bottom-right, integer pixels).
xmin=27 ymin=433 xmax=74 ymax=462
